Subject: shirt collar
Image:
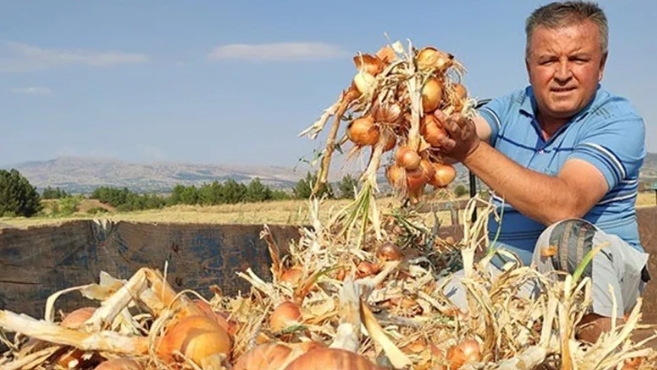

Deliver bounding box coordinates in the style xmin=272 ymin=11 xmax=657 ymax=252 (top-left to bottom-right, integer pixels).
xmin=519 ymin=84 xmax=602 ymax=123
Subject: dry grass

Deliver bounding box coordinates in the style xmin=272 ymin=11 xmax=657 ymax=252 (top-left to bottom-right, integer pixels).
xmin=1 ymin=191 xmax=655 ymax=229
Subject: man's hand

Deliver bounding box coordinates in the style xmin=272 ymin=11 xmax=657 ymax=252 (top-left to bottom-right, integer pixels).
xmin=433 ymin=110 xmax=482 ymax=163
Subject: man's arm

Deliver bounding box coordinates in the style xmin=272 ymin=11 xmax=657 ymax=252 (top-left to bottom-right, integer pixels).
xmin=462 ymin=142 xmax=608 ymax=225
xmin=435 ymin=113 xmax=646 ymax=226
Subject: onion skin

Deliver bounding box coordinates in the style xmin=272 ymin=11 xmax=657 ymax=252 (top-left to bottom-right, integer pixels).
xmin=280 ymin=266 xmax=304 ymax=285
xmin=347 ymin=116 xmax=380 ymax=146
xmin=156 ymin=314 xmax=232 ymax=366
xmin=94 ymin=358 xmax=144 ymax=370
xmin=353 ymin=53 xmax=385 ymax=76
xmin=283 ymin=347 xmax=385 ymax=370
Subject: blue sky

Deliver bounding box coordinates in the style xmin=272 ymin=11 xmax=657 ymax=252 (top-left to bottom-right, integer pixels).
xmin=1 ymin=0 xmax=655 ymax=170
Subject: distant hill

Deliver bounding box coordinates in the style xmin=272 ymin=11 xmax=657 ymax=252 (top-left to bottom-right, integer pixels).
xmin=3 ymin=152 xmax=656 ymax=194
xmin=3 ymin=157 xmax=313 ymax=194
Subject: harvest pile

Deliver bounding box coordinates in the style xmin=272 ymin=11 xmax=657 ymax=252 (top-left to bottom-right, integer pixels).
xmin=1 ymin=39 xmax=656 ymax=370
xmin=0 ymin=198 xmax=655 ymax=369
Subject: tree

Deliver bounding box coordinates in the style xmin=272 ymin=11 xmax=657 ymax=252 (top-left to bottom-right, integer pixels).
xmin=0 ymin=169 xmax=43 ymax=217
xmin=293 ymin=172 xmax=333 ymax=199
xmin=336 ymin=174 xmax=358 ymax=199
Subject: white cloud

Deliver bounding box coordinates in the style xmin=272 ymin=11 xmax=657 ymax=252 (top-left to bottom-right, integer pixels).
xmin=10 ymin=86 xmax=53 ymax=95
xmin=0 ymin=41 xmax=150 ymax=72
xmin=207 ymin=42 xmax=349 ymax=62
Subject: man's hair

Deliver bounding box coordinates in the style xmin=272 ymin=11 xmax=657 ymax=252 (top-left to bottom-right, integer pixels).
xmin=525 ymin=1 xmax=609 ymax=58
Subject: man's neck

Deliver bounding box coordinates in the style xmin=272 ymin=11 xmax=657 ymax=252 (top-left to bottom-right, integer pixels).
xmin=537 ymin=113 xmax=569 ymax=140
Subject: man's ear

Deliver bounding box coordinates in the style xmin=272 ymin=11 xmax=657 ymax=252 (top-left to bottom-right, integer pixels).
xmin=598 ymin=52 xmax=608 ymax=81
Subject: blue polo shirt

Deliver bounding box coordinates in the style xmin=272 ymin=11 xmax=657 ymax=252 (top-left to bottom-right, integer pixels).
xmin=477 ymin=85 xmax=646 ymax=265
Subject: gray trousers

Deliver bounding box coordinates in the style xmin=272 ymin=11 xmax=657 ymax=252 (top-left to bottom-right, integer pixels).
xmin=438 ymin=218 xmax=650 ymax=318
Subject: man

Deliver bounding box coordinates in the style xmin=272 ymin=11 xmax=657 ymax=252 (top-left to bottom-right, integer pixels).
xmin=435 ymin=1 xmax=649 ymax=343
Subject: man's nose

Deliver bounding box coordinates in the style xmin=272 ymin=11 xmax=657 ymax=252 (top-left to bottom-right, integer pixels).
xmin=554 ymin=61 xmax=572 ymax=82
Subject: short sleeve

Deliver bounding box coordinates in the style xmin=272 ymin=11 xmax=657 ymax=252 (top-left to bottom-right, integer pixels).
xmin=567 ymin=116 xmax=646 ymax=190
xmin=476 ymin=92 xmax=515 ymax=145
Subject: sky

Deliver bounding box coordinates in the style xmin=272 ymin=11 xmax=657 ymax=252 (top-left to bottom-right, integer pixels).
xmin=1 ymin=0 xmax=655 ymax=170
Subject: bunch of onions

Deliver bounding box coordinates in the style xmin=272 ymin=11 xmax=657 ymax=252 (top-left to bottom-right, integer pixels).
xmin=156 ymin=314 xmax=232 ymax=366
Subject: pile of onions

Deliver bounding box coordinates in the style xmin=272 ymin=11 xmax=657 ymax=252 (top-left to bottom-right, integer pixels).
xmin=156 ymin=314 xmax=232 ymax=366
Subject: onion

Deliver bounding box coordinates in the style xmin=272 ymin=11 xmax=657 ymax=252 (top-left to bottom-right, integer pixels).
xmin=385 ymin=163 xmax=406 ymax=189
xmin=234 ymin=341 xmax=324 ymax=370
xmin=156 ymin=314 xmax=232 ymax=366
xmin=382 ymin=133 xmax=397 ymax=152
xmin=269 ymin=301 xmax=302 ymax=333
xmin=395 ymin=146 xmax=421 ymax=170
xmin=192 ymin=299 xmax=238 ymax=337
xmin=353 ymin=53 xmax=385 ymax=76
xmin=428 ymin=163 xmax=457 ymax=188
xmin=420 ymin=114 xmax=448 ymax=146
xmin=446 ymin=339 xmax=482 ymax=370
xmin=347 ymin=116 xmax=380 ymax=147
xmin=356 ymin=261 xmax=380 ymax=277
xmin=421 ymin=77 xmax=444 ymax=113
xmin=416 ymin=46 xmax=454 ymax=72
xmin=352 ymin=71 xmax=376 ymax=95
xmin=284 ymin=347 xmax=385 ymax=370
xmin=451 ymin=82 xmax=468 ymax=111
xmin=94 ymin=358 xmax=144 ymax=370
xmin=57 ymin=307 xmax=98 ymax=369
xmin=376 ymin=242 xmax=404 ymax=262
xmin=405 ymin=167 xmax=429 ymax=196
xmin=372 ymin=102 xmax=402 ymax=125
xmin=280 ymin=266 xmax=304 ymax=285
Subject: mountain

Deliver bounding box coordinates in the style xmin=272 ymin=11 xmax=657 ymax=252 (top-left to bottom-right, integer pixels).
xmin=4 ymin=157 xmax=314 ymax=194
xmin=3 ymin=152 xmax=656 ymax=194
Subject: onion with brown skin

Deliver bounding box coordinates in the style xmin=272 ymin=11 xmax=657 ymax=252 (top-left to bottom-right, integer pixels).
xmin=347 ymin=116 xmax=380 ymax=147
xmin=356 ymin=260 xmax=380 ymax=278
xmin=57 ymin=307 xmax=101 ymax=369
xmin=94 ymin=358 xmax=144 ymax=370
xmin=415 ymin=46 xmax=454 ymax=72
xmin=446 ymin=338 xmax=482 ymax=370
xmin=192 ymin=299 xmax=239 ymax=338
xmin=234 ymin=341 xmax=325 ymax=370
xmin=280 ymin=266 xmax=304 ymax=285
xmin=421 ymin=77 xmax=443 ymax=113
xmin=269 ymin=301 xmax=303 ymax=333
xmin=156 ymin=314 xmax=232 ymax=366
xmin=428 ymin=163 xmax=457 ymax=188
xmin=450 ymin=82 xmax=468 ymax=112
xmin=395 ymin=146 xmax=421 ymax=170
xmin=283 ymin=347 xmax=386 ymax=370
xmin=420 ymin=114 xmax=448 ymax=146
xmin=376 ymin=242 xmax=404 ymax=262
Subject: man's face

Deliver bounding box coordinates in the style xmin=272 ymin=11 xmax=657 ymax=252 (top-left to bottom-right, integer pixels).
xmin=525 ymin=20 xmax=607 ymax=121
